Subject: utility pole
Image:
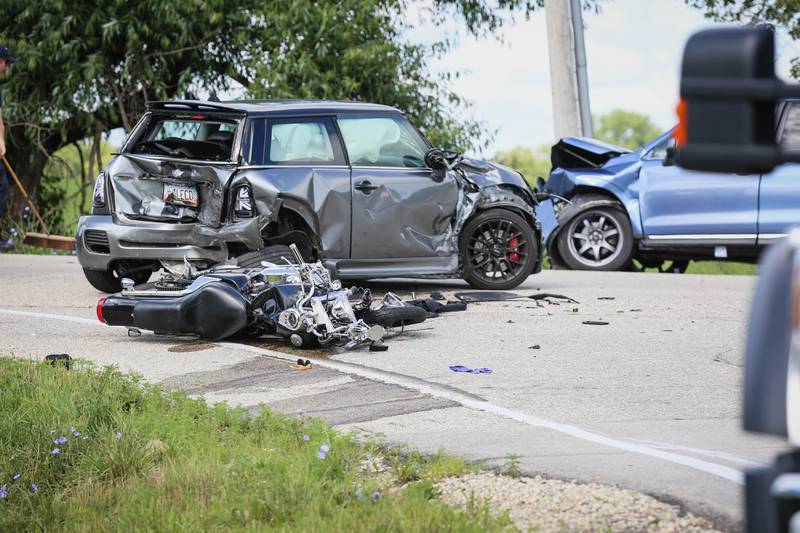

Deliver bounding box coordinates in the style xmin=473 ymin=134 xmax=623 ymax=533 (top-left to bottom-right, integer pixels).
xmin=545 ymin=0 xmax=593 ymax=139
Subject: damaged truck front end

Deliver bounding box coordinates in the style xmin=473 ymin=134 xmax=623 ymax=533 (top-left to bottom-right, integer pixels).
xmin=77 ymin=100 xmax=543 ymax=293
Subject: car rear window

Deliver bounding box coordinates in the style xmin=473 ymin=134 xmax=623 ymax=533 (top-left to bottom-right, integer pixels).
xmin=128 ymin=114 xmax=240 ymax=161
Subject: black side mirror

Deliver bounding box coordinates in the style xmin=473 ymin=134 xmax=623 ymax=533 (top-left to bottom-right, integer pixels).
xmin=424 ymin=148 xmax=447 ymax=170
xmin=425 ymin=148 xmax=462 ymax=182
xmin=678 ymin=27 xmax=782 ymax=173
xmin=662 ymin=146 xmax=676 ymax=167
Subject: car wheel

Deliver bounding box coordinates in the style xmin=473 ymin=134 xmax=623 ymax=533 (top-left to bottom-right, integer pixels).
xmin=235 ymin=245 xmax=293 ymax=268
xmin=557 ymin=206 xmax=634 ymax=271
xmin=460 ymin=208 xmax=538 ymax=290
xmin=82 ymin=266 xmax=152 ymax=293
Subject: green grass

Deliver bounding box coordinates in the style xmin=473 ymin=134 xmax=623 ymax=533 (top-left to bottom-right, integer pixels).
xmin=685 ymin=261 xmax=757 ymax=276
xmin=0 ymin=357 xmax=510 ymax=531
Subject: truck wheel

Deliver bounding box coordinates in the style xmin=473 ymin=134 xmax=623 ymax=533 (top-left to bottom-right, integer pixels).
xmin=82 ymin=266 xmax=152 ymax=293
xmin=556 ymin=206 xmax=634 ymax=271
xmin=460 ymin=208 xmax=538 ymax=290
xmin=235 ymin=245 xmax=293 ymax=268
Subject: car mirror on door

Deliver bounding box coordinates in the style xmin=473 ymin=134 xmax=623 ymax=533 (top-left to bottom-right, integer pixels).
xmin=425 ymin=148 xmax=447 ymax=181
xmin=662 ymin=147 xmax=676 ymax=167
xmin=677 ymin=27 xmax=786 ymax=174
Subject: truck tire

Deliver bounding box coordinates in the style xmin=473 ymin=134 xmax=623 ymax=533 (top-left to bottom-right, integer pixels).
xmin=556 ymin=205 xmax=634 ymax=271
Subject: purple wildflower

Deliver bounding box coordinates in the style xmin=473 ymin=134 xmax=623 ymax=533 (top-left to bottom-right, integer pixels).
xmin=319 ymin=444 xmax=330 ymax=454
xmin=114 ymin=431 xmax=122 ymax=440
xmin=0 ymin=485 xmax=7 ymax=499
xmin=303 ymin=435 xmax=310 ymax=442
xmin=372 ymin=491 xmax=381 ymax=500
xmin=11 ymin=474 xmax=20 ymax=482
xmin=70 ymin=427 xmax=76 ymax=433
xmin=73 ymin=431 xmax=81 ymax=437
xmin=51 ymin=448 xmax=60 ymax=456
xmin=53 ymin=436 xmax=67 ymax=445
xmin=30 ymin=483 xmax=39 ymax=492
xmin=317 ymin=451 xmax=327 ymax=460
xmin=355 ymin=490 xmax=365 ymax=501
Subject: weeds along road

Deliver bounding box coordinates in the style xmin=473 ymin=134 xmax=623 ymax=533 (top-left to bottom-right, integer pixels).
xmin=0 ymin=253 xmax=786 ymax=530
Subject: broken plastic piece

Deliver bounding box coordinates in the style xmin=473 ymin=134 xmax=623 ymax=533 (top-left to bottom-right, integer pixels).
xmin=430 ymin=291 xmax=445 ymax=301
xmin=582 ymin=320 xmax=609 ymax=326
xmin=369 ymin=343 xmax=389 ymax=352
xmin=529 ymin=293 xmax=579 ymax=304
xmin=454 ymin=291 xmax=523 ymax=303
xmin=529 ymin=345 xmax=541 ymax=350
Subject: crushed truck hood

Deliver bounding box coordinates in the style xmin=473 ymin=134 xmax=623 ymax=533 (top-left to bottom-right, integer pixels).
xmin=551 ymin=137 xmax=632 ymax=169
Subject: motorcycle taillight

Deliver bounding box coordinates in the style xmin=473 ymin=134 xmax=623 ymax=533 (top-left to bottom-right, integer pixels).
xmin=96 ymin=296 xmax=107 ymax=323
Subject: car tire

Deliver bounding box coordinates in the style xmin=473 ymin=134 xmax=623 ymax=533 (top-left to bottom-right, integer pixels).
xmin=364 ymin=305 xmax=428 ymax=328
xmin=557 ymin=206 xmax=634 ymax=271
xmin=82 ymin=266 xmax=152 ymax=293
xmin=460 ymin=208 xmax=539 ymax=290
xmin=235 ymin=245 xmax=294 ymax=268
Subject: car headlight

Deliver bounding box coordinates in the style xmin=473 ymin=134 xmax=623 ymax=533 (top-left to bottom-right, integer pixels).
xmin=234 ymin=186 xmax=254 ymax=218
xmin=92 ymin=173 xmax=106 ymax=207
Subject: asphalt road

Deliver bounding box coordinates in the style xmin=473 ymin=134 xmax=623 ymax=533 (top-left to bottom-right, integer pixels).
xmin=0 ymin=254 xmax=786 ymax=530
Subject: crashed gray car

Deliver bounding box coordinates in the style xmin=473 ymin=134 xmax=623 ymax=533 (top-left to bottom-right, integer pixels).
xmin=76 ymin=100 xmax=542 ymax=292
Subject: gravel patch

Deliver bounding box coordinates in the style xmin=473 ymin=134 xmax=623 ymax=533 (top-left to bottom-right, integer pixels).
xmin=436 ymin=472 xmax=724 ymax=532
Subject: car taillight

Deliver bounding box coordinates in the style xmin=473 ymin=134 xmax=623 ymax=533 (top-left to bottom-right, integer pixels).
xmin=96 ymin=296 xmax=107 ymax=323
xmin=234 ymin=187 xmax=254 ymax=218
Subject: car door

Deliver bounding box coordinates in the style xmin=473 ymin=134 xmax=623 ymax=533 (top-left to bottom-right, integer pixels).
xmin=757 ymin=101 xmax=800 ymax=245
xmin=242 ymin=116 xmax=352 ymax=258
xmin=338 ymin=114 xmax=460 ymax=259
xmin=638 ymin=134 xmax=759 ymax=244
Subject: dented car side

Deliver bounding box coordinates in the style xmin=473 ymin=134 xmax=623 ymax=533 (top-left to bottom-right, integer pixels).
xmin=77 ymin=100 xmax=542 ymax=292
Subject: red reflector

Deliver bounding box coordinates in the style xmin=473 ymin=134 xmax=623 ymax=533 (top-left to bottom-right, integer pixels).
xmin=675 ymin=99 xmax=688 ymax=147
xmin=189 ymin=114 xmax=206 ymax=119
xmin=96 ymin=296 xmax=107 ymax=323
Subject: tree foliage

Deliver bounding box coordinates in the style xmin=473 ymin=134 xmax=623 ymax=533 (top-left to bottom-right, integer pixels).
xmin=593 ymin=109 xmax=663 ymax=150
xmin=0 ymin=0 xmax=545 ymax=217
xmin=492 ymin=145 xmax=551 ymax=185
xmin=686 ymin=1 xmax=800 ymax=77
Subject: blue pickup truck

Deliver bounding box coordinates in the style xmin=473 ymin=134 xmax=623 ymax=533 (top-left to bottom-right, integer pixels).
xmin=539 ymin=100 xmax=800 ymax=272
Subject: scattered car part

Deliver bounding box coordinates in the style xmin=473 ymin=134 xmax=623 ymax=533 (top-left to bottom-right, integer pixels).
xmin=528 ymin=293 xmax=579 ymax=304
xmin=454 ymin=291 xmax=523 ymax=303
xmin=44 ymin=353 xmax=72 ymax=369
xmin=407 ymin=298 xmax=467 ymax=315
xmin=449 ymin=365 xmax=493 ymax=374
xmin=582 ymin=320 xmax=609 ymax=326
xmin=97 ymin=244 xmax=423 ymax=349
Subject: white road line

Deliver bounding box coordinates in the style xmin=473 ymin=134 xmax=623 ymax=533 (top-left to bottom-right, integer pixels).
xmin=630 ymin=438 xmax=767 ymax=467
xmin=0 ymin=308 xmax=746 ymax=485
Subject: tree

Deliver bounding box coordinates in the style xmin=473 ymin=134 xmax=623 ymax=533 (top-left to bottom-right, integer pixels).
xmin=0 ymin=0 xmax=549 ymax=222
xmin=492 ymin=145 xmax=551 ymax=186
xmin=593 ymin=109 xmax=662 ymax=150
xmin=686 ymin=1 xmax=800 ymax=77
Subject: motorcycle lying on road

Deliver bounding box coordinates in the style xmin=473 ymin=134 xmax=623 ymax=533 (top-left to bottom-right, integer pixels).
xmin=96 ymin=244 xmax=427 ymax=348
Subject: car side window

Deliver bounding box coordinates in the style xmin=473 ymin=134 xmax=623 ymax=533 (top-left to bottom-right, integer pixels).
xmin=337 ymin=115 xmax=429 ymax=168
xmin=646 ymin=135 xmax=675 ymax=160
xmin=780 ymin=103 xmax=800 ymax=149
xmin=247 ymin=117 xmax=345 ymax=166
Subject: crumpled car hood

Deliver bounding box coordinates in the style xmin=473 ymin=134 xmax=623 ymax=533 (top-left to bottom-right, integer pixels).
xmin=458 ymin=157 xmax=533 ymax=193
xmin=551 ymin=137 xmax=632 ymax=169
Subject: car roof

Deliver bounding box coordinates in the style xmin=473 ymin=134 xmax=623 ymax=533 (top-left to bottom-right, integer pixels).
xmin=147 ymin=99 xmax=402 ymax=116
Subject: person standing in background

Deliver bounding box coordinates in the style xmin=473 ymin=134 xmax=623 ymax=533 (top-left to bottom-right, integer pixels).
xmin=0 ymin=44 xmax=16 ymax=251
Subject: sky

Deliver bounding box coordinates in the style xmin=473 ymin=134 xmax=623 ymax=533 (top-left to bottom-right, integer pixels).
xmin=406 ymin=0 xmax=797 ymax=156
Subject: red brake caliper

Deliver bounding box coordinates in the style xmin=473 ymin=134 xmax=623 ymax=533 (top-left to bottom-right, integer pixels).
xmin=508 ymin=236 xmax=520 ymax=263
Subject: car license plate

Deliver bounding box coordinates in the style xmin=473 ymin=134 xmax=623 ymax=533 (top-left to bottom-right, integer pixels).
xmin=163 ymin=183 xmax=198 ymax=207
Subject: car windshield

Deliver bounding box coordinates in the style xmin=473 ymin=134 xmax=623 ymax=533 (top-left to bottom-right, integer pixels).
xmin=128 ymin=114 xmax=239 ymax=161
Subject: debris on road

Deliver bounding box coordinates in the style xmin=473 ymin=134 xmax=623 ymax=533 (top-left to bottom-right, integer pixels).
xmin=597 ymin=296 xmax=615 ymax=301
xmin=290 ymin=358 xmax=313 ymax=370
xmin=528 ymin=292 xmax=579 ymax=305
xmin=449 ymin=365 xmax=494 ymax=374
xmin=430 ymin=291 xmax=446 ymax=301
xmin=528 ymin=345 xmax=541 ymax=350
xmin=407 ymin=298 xmax=467 ymax=316
xmin=454 ymin=291 xmax=523 ymax=303
xmin=582 ymin=320 xmax=609 ymax=326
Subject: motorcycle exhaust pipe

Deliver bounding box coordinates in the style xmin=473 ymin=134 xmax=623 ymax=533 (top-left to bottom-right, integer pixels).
xmin=97 ymin=282 xmax=249 ymax=341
